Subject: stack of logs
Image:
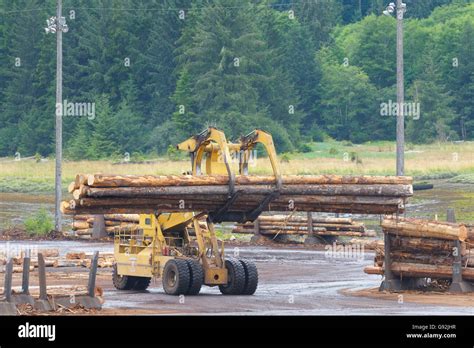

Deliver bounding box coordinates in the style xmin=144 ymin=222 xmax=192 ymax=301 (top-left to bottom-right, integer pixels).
xmin=364 ymin=216 xmax=474 ymax=281
xmin=61 ymin=174 xmax=413 ymax=215
xmin=233 ymin=214 xmax=376 ymax=239
xmin=0 ymin=249 xmax=114 ymax=272
xmin=71 ymin=214 xmax=140 ymax=239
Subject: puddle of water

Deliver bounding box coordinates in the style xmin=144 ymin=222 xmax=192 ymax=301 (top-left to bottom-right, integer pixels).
xmin=0 ymin=193 xmax=61 ymax=227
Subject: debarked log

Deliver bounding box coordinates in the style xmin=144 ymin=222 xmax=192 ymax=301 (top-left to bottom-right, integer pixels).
xmin=364 ymin=262 xmax=474 ymax=280
xmin=382 ymin=217 xmax=467 ymax=241
xmin=87 ymin=174 xmax=413 ymax=188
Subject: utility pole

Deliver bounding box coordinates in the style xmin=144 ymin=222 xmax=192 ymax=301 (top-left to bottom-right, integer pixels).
xmin=45 ymin=0 xmax=68 ymax=232
xmin=384 ymin=1 xmax=406 ymax=176
xmin=395 ymin=0 xmax=405 ymax=176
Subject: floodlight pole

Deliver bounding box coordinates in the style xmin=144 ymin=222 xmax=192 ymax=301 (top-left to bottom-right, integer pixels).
xmin=47 ymin=0 xmax=64 ymax=232
xmin=55 ymin=0 xmax=63 ymax=232
xmin=395 ymin=0 xmax=405 ymax=176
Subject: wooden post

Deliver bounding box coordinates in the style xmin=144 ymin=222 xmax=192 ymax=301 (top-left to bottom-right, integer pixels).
xmin=88 ymin=252 xmax=99 ymax=297
xmin=304 ymin=212 xmax=319 ymax=245
xmin=254 ymin=218 xmax=260 ymax=236
xmin=92 ymin=215 xmax=107 ymax=239
xmin=449 ymin=240 xmax=473 ymax=293
xmin=447 ymin=208 xmax=456 ymax=223
xmin=34 ymin=253 xmax=54 ymax=311
xmin=4 ymin=259 xmax=13 ymax=302
xmin=21 ymin=250 xmax=31 ymax=294
xmin=379 ymin=231 xmax=403 ymax=291
xmin=38 ymin=254 xmax=47 ymax=301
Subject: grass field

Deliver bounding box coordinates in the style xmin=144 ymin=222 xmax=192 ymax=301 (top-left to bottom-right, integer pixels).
xmin=0 ymin=140 xmax=473 ymax=194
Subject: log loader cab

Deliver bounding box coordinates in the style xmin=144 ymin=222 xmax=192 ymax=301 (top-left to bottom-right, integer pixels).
xmin=113 ymin=127 xmax=281 ymax=295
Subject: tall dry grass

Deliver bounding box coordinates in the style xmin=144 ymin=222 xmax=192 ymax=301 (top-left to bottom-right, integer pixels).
xmin=0 ymin=141 xmax=473 ymax=183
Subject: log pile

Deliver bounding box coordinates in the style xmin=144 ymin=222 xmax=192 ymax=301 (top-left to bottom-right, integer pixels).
xmin=62 ymin=174 xmax=413 ymax=216
xmin=0 ymin=249 xmax=114 ymax=271
xmin=232 ymin=214 xmax=377 ymax=238
xmin=71 ymin=214 xmax=140 ymax=238
xmin=364 ymin=216 xmax=474 ymax=281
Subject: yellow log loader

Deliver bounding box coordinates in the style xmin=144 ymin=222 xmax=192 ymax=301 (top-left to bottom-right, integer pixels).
xmin=112 ymin=127 xmax=280 ymax=295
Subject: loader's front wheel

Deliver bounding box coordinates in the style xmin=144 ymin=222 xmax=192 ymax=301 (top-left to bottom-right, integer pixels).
xmin=162 ymin=259 xmax=191 ymax=295
xmin=112 ymin=263 xmax=136 ymax=290
xmin=219 ymin=258 xmax=246 ymax=295
xmin=239 ymin=259 xmax=258 ymax=295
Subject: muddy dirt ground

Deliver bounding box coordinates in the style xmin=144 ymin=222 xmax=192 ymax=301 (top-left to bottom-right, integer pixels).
xmin=2 ymin=241 xmax=473 ymax=315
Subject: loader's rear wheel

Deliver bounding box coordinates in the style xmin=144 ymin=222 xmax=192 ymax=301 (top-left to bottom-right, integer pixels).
xmin=133 ymin=276 xmax=151 ymax=291
xmin=219 ymin=258 xmax=246 ymax=295
xmin=162 ymin=259 xmax=190 ymax=295
xmin=185 ymin=259 xmax=204 ymax=295
xmin=239 ymin=259 xmax=258 ymax=295
xmin=112 ymin=263 xmax=136 ymax=290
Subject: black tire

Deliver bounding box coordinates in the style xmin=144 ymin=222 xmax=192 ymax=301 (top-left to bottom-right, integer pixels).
xmin=185 ymin=259 xmax=204 ymax=295
xmin=239 ymin=259 xmax=258 ymax=295
xmin=219 ymin=258 xmax=246 ymax=295
xmin=112 ymin=263 xmax=136 ymax=290
xmin=133 ymin=277 xmax=151 ymax=291
xmin=162 ymin=259 xmax=191 ymax=295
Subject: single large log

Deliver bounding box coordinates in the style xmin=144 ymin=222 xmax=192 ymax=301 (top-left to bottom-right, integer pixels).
xmin=258 ymin=215 xmax=353 ymax=224
xmin=382 ymin=217 xmax=467 ymax=241
xmin=390 ymin=250 xmax=453 ymax=266
xmin=73 ymin=214 xmax=93 ymax=221
xmin=79 ymin=184 xmax=412 ymax=199
xmin=389 ymin=235 xmax=458 ymax=255
xmin=72 ymin=221 xmax=90 ymax=230
xmin=63 ymin=196 xmax=404 ymax=215
xmin=364 ymin=262 xmax=474 ymax=280
xmin=63 ymin=203 xmax=402 ymax=215
xmin=74 ymin=196 xmax=404 ymax=208
xmin=87 ymin=174 xmax=413 ymax=187
xmin=391 ymin=252 xmax=474 ymax=267
xmin=103 ymin=214 xmax=140 ymax=222
xmin=364 ymin=265 xmax=384 ymax=275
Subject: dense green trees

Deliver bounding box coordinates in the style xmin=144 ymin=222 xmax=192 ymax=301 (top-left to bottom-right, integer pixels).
xmin=0 ymin=0 xmax=472 ymax=158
